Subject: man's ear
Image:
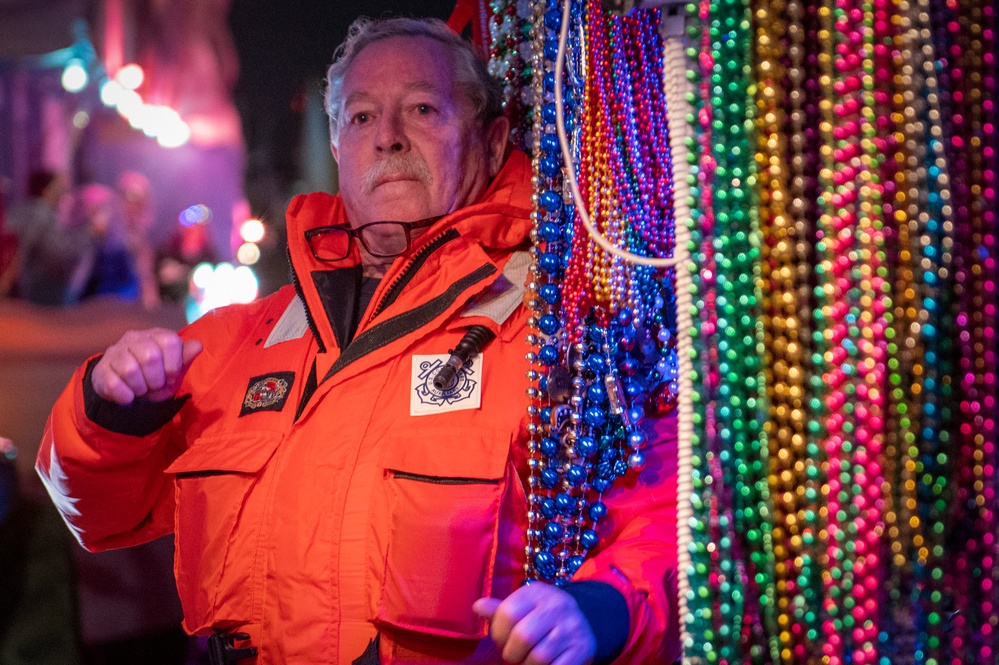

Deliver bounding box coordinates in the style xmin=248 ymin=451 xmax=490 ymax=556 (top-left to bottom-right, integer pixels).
xmin=330 ymin=142 xmax=339 ymax=163
xmin=485 ymin=116 xmax=511 ymax=176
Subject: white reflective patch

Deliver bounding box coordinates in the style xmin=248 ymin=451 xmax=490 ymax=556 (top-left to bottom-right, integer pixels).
xmin=410 ymin=353 xmax=483 ymax=416
xmin=462 ymin=250 xmax=530 ymax=325
xmin=37 ymin=443 xmax=87 ymax=544
xmin=264 ymin=295 xmax=308 ymax=348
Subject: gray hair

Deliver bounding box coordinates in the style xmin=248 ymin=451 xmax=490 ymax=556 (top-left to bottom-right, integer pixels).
xmin=324 ymin=16 xmax=503 ymax=148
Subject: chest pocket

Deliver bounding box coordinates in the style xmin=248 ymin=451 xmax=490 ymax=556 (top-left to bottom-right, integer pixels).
xmin=368 ymin=426 xmax=510 ymax=640
xmin=165 ymin=432 xmax=282 ymax=634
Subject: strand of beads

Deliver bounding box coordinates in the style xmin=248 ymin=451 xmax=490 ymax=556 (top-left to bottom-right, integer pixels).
xmin=876 ymin=3 xmax=931 ymax=661
xmin=684 ymin=0 xmax=732 ymax=657
xmin=522 ymin=0 xmax=582 ymax=585
xmin=487 ymin=0 xmax=535 ymax=150
xmin=685 ymin=0 xmax=779 ymax=660
xmin=756 ymin=2 xmax=806 ymax=662
xmin=900 ymin=1 xmax=957 ymax=662
xmin=783 ymin=0 xmax=829 ymax=655
xmin=848 ymin=1 xmax=889 ymax=661
xmin=938 ymin=1 xmax=997 ymax=660
xmin=752 ymin=2 xmax=811 ymax=662
xmin=884 ymin=0 xmax=923 ymax=622
xmin=976 ymin=5 xmax=997 ymax=661
xmin=519 ymin=0 xmax=679 ymax=587
xmin=812 ymin=0 xmax=870 ymax=660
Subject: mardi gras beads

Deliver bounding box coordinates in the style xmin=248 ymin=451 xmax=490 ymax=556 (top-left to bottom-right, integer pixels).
xmin=518 ymin=0 xmax=679 ymax=586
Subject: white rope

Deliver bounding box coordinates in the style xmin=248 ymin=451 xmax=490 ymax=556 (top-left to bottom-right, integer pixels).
xmin=553 ymin=3 xmax=698 ymax=658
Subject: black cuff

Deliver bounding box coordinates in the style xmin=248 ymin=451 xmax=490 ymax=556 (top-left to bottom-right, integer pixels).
xmin=82 ymin=356 xmax=189 ymax=436
xmin=564 ymin=580 xmax=630 ymax=665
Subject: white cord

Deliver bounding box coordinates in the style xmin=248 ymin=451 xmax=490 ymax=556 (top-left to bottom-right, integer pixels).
xmin=659 ymin=27 xmax=698 ymax=664
xmin=553 ymin=0 xmax=684 ymax=268
xmin=552 ymin=1 xmax=697 ymax=656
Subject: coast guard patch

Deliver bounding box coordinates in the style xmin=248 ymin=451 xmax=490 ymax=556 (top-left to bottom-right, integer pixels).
xmin=410 ymin=354 xmax=482 ymax=416
xmin=240 ymin=372 xmax=295 ymax=416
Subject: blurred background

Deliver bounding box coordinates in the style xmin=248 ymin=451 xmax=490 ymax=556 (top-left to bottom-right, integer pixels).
xmin=0 ymin=1 xmax=453 ymax=663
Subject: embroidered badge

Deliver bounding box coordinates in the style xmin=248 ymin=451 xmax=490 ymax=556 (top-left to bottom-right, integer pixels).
xmin=239 ymin=372 xmax=295 ymax=416
xmin=410 ymin=354 xmax=483 ymax=416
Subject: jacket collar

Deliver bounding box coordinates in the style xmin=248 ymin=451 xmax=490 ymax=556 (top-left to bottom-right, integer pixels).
xmin=285 ymin=149 xmax=533 ymax=356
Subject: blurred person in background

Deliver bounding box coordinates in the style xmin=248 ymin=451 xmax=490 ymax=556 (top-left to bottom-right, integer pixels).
xmin=117 ymin=171 xmax=162 ymax=309
xmin=11 ymin=173 xmax=104 ymax=307
xmin=73 ymin=183 xmax=141 ymax=304
xmin=3 ymin=170 xmax=68 ymax=238
xmin=1 ymin=169 xmax=71 ymax=301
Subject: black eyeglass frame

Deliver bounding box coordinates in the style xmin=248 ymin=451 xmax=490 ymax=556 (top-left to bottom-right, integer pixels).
xmin=304 ymin=216 xmax=444 ymax=262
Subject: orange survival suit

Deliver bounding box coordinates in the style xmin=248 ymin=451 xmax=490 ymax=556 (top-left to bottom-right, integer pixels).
xmin=36 ymin=151 xmax=680 ymax=664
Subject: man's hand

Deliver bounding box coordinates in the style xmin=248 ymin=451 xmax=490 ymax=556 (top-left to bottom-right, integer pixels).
xmin=92 ymin=328 xmax=202 ymax=405
xmin=473 ymin=584 xmax=596 ymax=665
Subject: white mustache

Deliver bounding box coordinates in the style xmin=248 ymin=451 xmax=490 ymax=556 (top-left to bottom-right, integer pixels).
xmin=363 ymin=155 xmax=431 ymax=192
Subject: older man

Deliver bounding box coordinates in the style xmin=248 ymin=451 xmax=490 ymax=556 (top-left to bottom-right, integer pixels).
xmin=36 ymin=16 xmax=678 ymax=665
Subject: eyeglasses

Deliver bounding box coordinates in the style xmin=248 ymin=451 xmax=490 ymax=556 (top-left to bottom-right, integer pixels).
xmin=305 ymin=216 xmax=443 ymax=262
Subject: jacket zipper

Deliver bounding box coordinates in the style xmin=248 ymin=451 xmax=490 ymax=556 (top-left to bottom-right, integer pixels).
xmin=287 ymin=246 xmax=327 ymax=353
xmin=323 ymin=263 xmax=496 ymax=381
xmin=392 ymin=470 xmax=499 ymax=485
xmin=368 ymin=228 xmax=460 ymax=321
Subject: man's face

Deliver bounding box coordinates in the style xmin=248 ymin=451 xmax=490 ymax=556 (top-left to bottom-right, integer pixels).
xmin=332 ymin=36 xmax=508 ymax=233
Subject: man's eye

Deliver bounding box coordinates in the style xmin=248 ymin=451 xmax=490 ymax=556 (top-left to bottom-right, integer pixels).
xmin=350 ymin=112 xmax=370 ymax=124
xmin=415 ymin=104 xmax=434 ymax=115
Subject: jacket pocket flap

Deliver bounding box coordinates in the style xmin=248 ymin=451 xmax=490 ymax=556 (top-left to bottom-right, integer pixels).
xmin=166 ymin=433 xmax=282 ymax=475
xmin=378 ymin=426 xmax=508 ymax=480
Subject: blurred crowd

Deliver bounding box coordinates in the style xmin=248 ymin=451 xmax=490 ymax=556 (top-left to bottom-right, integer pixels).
xmin=0 ymin=172 xmax=211 ymax=665
xmin=0 ymin=169 xmax=217 ymax=309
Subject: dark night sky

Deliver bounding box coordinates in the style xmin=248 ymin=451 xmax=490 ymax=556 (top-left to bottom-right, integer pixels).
xmin=227 ymin=0 xmax=458 ymax=194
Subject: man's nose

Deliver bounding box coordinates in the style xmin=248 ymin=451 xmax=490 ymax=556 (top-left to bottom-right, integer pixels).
xmin=375 ymin=110 xmax=410 ymax=154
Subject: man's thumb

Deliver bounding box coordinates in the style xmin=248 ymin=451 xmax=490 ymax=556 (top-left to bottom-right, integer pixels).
xmin=181 ymin=339 xmax=203 ymax=368
xmin=472 ymin=597 xmax=501 ymax=620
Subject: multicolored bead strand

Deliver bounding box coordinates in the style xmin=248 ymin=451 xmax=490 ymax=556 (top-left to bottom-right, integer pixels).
xmin=511 ymin=0 xmax=680 ymax=588
xmin=685 ymin=0 xmax=781 ymax=661
xmin=753 ymin=2 xmax=794 ymax=660
xmin=506 ymin=0 xmax=997 ymax=662
xmin=935 ymin=0 xmax=997 ymax=661
xmin=673 ymin=0 xmax=995 ymax=662
xmin=487 ymin=0 xmax=535 ymax=150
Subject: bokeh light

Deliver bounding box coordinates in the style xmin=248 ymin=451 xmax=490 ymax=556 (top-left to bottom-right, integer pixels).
xmin=116 ymin=63 xmax=144 ymax=90
xmin=99 ymin=79 xmax=123 ymax=106
xmin=115 ymin=89 xmax=143 ymax=120
xmin=185 ymin=262 xmax=260 ymax=322
xmin=191 ymin=262 xmax=215 ymax=289
xmin=180 ymin=204 xmax=212 ymax=227
xmin=61 ymin=60 xmax=88 ymax=93
xmin=237 ymin=242 xmax=261 ymax=265
xmin=239 ymin=219 xmax=265 ymax=243
xmin=157 ymin=118 xmax=191 ymax=148
xmin=72 ymin=110 xmax=90 ymax=129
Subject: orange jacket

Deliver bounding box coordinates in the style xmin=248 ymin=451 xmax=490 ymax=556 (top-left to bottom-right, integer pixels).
xmin=36 ymin=151 xmax=679 ymax=664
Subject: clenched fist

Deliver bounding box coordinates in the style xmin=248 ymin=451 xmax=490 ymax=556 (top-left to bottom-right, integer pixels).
xmin=91 ymin=328 xmax=202 ymax=405
xmin=474 ymin=584 xmax=596 ymax=665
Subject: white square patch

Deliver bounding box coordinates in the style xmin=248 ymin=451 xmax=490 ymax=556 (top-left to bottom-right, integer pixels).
xmin=264 ymin=296 xmax=309 ymax=348
xmin=410 ymin=353 xmax=483 ymax=416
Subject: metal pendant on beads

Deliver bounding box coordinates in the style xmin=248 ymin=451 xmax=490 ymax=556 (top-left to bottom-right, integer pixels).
xmin=550 ymin=404 xmax=573 ymax=432
xmin=604 ymin=373 xmax=627 ymax=416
